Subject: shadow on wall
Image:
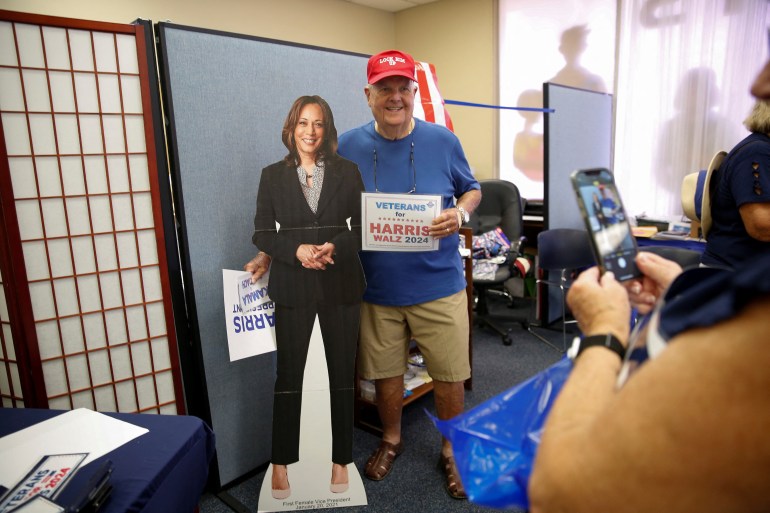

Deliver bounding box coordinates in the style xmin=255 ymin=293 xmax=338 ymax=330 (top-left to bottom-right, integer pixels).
xmin=548 ymin=24 xmax=607 ymax=93
xmin=513 ymin=89 xmax=544 ymax=182
xmin=511 ymin=24 xmax=607 ymax=187
xmin=654 ymin=67 xmax=745 ymax=214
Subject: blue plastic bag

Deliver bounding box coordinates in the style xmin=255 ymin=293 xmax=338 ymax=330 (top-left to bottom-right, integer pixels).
xmin=431 ymin=356 xmax=573 ymax=510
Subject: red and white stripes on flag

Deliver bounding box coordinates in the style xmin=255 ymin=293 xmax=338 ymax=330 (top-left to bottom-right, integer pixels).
xmin=413 ymin=61 xmax=454 ymax=132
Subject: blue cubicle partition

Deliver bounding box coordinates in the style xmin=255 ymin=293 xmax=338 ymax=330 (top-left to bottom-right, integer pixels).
xmin=542 ymin=83 xmax=613 ymax=324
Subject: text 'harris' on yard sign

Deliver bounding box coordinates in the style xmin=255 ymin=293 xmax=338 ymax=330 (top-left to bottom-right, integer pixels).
xmin=361 ymin=192 xmax=442 ymax=252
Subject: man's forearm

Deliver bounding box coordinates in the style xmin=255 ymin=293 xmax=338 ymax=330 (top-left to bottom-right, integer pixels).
xmin=456 ymin=189 xmax=481 ymax=215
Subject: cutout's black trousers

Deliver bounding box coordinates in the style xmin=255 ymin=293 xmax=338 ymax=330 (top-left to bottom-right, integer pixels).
xmin=271 ymin=301 xmax=360 ymax=465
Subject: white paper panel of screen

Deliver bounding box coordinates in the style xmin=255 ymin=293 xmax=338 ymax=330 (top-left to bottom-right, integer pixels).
xmin=0 ymin=267 xmax=24 ymax=407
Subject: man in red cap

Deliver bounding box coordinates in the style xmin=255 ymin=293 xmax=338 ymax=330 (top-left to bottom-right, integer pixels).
xmin=338 ymin=49 xmax=481 ymax=499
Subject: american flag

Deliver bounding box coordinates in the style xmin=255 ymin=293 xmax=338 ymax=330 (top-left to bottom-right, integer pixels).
xmin=413 ymin=61 xmax=454 ymax=131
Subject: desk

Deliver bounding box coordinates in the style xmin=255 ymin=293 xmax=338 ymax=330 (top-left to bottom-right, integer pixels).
xmin=0 ymin=409 xmax=215 ymax=513
xmin=522 ymin=214 xmax=543 ymax=251
xmin=637 ymin=237 xmax=706 ymax=252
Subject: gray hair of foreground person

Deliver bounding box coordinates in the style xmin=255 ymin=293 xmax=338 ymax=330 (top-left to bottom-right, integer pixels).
xmin=744 ymin=99 xmax=770 ymax=134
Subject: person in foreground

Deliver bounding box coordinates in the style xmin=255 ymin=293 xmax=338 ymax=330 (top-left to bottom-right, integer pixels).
xmin=700 ymin=98 xmax=770 ymax=268
xmin=528 ymin=251 xmax=770 ymax=513
xmin=337 ymin=49 xmax=481 ymax=499
xmin=528 ymin=59 xmax=770 ymax=513
xmin=245 ymin=95 xmax=366 ymax=500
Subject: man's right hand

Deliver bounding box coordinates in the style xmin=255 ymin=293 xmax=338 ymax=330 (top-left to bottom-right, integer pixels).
xmin=244 ymin=251 xmax=272 ymax=283
xmin=566 ymin=267 xmax=631 ymax=344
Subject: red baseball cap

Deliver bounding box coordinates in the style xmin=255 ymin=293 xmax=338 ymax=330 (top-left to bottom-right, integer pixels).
xmin=367 ymin=50 xmax=416 ymax=84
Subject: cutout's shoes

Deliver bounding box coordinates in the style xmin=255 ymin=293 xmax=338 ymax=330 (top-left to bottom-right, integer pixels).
xmin=271 ymin=465 xmax=291 ymax=500
xmin=271 ymin=486 xmax=291 ymax=500
xmin=330 ymin=463 xmax=349 ymax=493
xmin=330 ymin=482 xmax=349 ymax=493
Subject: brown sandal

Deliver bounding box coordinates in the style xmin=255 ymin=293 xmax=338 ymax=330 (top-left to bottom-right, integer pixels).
xmin=364 ymin=441 xmax=404 ymax=481
xmin=438 ymin=453 xmax=467 ymax=500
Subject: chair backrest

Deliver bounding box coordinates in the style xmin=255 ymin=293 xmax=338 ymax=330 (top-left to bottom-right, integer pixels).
xmin=537 ymin=228 xmax=596 ymax=271
xmin=639 ymin=245 xmax=702 ymax=270
xmin=468 ymin=179 xmax=525 ymax=243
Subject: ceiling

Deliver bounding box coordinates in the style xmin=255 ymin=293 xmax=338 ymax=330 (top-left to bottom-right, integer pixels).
xmin=340 ymin=0 xmax=441 ymax=13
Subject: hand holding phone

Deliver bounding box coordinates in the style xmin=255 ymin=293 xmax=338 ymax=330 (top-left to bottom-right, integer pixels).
xmin=571 ymin=168 xmax=640 ymax=281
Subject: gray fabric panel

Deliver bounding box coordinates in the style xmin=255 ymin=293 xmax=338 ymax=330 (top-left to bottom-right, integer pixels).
xmin=544 ymin=82 xmax=613 ymax=231
xmin=543 ymin=83 xmax=613 ymax=324
xmin=160 ymin=24 xmax=371 ymax=486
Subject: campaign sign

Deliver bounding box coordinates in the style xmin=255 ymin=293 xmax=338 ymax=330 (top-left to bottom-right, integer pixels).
xmin=0 ymin=453 xmax=86 ymax=513
xmin=361 ymin=192 xmax=441 ymax=251
xmin=223 ymin=269 xmax=276 ymax=361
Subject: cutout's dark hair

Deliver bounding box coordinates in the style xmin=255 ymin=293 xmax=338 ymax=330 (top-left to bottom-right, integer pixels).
xmin=282 ymin=95 xmax=338 ymax=166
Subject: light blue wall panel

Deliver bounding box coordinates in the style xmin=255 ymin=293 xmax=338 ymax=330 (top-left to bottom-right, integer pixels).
xmin=543 ymin=83 xmax=613 ymax=324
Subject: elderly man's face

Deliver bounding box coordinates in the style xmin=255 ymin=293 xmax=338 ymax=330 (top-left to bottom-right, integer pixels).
xmin=365 ymin=76 xmax=417 ymax=132
xmin=751 ymin=59 xmax=770 ymax=100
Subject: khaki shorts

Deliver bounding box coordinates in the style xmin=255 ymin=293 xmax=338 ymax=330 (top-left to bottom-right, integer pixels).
xmin=358 ymin=290 xmax=470 ymax=382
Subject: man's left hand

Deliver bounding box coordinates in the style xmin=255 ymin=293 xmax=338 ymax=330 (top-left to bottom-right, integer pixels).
xmin=429 ymin=208 xmax=460 ymax=240
xmin=245 ymin=252 xmax=272 ymax=283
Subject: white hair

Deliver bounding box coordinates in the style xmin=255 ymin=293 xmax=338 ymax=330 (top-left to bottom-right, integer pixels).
xmin=366 ymin=79 xmax=417 ymax=92
xmin=744 ymin=99 xmax=770 ymax=135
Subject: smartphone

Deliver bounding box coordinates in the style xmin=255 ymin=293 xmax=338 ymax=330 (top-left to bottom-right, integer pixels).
xmin=570 ymin=168 xmax=640 ymax=281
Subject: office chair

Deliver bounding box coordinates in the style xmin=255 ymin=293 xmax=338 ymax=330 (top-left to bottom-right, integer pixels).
xmin=528 ymin=228 xmax=595 ymax=352
xmin=468 ymin=179 xmax=527 ymax=346
xmin=639 ymin=245 xmax=702 ymax=269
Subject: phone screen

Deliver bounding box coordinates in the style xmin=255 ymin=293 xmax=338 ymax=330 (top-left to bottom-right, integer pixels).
xmin=571 ymin=168 xmax=640 ymax=281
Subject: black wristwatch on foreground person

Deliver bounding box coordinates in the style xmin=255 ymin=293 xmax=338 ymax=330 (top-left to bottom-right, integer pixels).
xmin=567 ymin=334 xmax=626 ymax=361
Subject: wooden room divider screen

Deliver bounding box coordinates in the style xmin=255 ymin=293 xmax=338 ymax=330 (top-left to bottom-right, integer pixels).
xmin=0 ymin=10 xmax=184 ymax=414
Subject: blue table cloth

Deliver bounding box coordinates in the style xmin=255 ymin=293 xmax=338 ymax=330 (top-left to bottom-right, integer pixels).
xmin=0 ymin=408 xmax=215 ymax=513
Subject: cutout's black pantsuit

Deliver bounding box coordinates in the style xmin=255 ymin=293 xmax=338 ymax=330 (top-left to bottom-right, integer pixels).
xmin=252 ymin=156 xmax=365 ymax=465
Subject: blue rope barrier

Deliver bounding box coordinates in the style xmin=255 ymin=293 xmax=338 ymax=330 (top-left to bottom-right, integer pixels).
xmin=444 ymin=99 xmax=554 ymax=113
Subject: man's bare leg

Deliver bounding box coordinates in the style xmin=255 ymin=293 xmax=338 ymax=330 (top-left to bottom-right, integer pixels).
xmin=433 ymin=380 xmax=465 ymax=456
xmin=375 ymin=375 xmax=405 ymax=444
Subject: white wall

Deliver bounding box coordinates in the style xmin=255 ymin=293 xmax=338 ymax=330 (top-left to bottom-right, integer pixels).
xmin=0 ymin=0 xmax=499 ymax=179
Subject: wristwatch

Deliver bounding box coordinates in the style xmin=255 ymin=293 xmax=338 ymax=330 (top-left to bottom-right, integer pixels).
xmin=457 ymin=206 xmax=470 ymax=224
xmin=567 ymin=333 xmax=626 ymax=361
